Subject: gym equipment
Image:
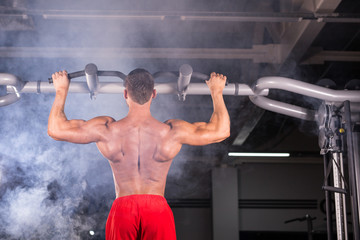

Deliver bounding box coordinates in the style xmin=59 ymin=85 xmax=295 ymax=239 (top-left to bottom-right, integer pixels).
xmin=1 ymin=63 xmax=359 ymax=240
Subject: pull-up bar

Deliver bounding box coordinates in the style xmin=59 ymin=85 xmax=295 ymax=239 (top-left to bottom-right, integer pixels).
xmin=1 ymin=63 xmax=360 ymax=122
xmin=0 ymin=63 xmax=266 ymax=104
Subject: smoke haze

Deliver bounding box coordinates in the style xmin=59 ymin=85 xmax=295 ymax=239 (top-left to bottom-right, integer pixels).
xmin=0 ymin=1 xmax=226 ymax=238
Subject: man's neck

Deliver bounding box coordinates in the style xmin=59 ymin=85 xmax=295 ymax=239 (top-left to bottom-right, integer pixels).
xmin=127 ymin=102 xmax=152 ymax=119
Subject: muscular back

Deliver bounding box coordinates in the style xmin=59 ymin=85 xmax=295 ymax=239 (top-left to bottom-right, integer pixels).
xmin=48 ymin=71 xmax=229 ymax=198
xmin=96 ymin=116 xmax=182 ymax=198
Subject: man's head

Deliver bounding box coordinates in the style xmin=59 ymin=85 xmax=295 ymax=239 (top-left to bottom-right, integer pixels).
xmin=124 ymin=69 xmax=155 ymax=105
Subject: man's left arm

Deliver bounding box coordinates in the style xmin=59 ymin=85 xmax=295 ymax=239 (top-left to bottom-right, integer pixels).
xmin=48 ymin=70 xmax=115 ymax=144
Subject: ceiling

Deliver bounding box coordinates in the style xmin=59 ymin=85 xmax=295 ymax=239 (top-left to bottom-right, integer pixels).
xmin=0 ymin=0 xmax=359 ymax=162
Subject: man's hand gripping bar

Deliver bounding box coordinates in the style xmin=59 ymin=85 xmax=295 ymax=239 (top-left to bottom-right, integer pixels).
xmin=48 ymin=71 xmax=85 ymax=84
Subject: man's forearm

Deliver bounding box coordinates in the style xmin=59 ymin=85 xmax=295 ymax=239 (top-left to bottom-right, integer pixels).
xmin=209 ymin=92 xmax=230 ymax=136
xmin=48 ymin=90 xmax=69 ymax=137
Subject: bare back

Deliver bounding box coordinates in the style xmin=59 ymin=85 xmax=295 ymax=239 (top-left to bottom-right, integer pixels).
xmin=48 ymin=71 xmax=229 ymax=199
xmin=96 ymin=116 xmax=182 ymax=198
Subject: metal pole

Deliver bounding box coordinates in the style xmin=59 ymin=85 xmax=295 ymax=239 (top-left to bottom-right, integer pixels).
xmin=253 ymin=77 xmax=360 ymax=102
xmin=306 ymin=215 xmax=313 ymax=240
xmin=353 ymin=132 xmax=360 ymax=224
xmin=343 ymin=101 xmax=360 ymax=240
xmin=331 ymin=152 xmax=347 ymax=240
xmin=323 ymin=154 xmax=333 ymax=240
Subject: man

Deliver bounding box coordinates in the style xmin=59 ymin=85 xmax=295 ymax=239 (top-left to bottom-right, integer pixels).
xmin=48 ymin=69 xmax=230 ymax=240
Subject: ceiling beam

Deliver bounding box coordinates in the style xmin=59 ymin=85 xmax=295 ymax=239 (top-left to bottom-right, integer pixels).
xmin=275 ymin=0 xmax=342 ymax=64
xmin=0 ymin=15 xmax=34 ymax=31
xmin=301 ymin=49 xmax=360 ymax=64
xmin=0 ymin=46 xmax=281 ymax=62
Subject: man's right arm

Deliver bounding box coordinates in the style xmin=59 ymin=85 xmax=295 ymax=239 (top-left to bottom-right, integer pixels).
xmin=48 ymin=70 xmax=115 ymax=144
xmin=166 ymin=72 xmax=230 ymax=146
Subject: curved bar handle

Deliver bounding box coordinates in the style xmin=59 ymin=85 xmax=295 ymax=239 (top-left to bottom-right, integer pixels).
xmin=48 ymin=70 xmax=85 ymax=83
xmin=249 ymin=95 xmax=317 ymax=121
xmin=97 ymin=70 xmax=127 ymax=80
xmin=48 ymin=70 xmax=127 ymax=83
xmin=0 ymin=73 xmax=25 ymax=107
xmin=153 ymin=71 xmax=178 ymax=79
xmin=254 ymin=76 xmax=360 ymax=102
xmin=152 ymin=71 xmax=211 ymax=82
xmin=249 ymin=76 xmax=360 ymax=121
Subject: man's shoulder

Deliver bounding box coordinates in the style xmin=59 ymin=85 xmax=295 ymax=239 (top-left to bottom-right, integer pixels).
xmin=164 ymin=119 xmax=185 ymax=128
xmin=88 ymin=116 xmax=115 ymax=127
xmin=96 ymin=116 xmax=116 ymax=126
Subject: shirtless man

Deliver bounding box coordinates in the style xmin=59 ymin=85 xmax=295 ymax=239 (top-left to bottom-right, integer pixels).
xmin=48 ymin=69 xmax=230 ymax=240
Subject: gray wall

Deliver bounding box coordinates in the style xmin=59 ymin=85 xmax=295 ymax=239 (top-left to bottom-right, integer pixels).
xmin=172 ymin=162 xmax=325 ymax=240
xmin=238 ymin=163 xmax=325 ymax=232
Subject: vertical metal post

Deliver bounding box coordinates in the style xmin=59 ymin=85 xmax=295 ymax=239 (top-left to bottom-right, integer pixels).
xmin=306 ymin=215 xmax=314 ymax=240
xmin=343 ymin=101 xmax=360 ymax=240
xmin=339 ymin=153 xmax=348 ymax=240
xmin=323 ymin=154 xmax=333 ymax=240
xmin=331 ymin=152 xmax=348 ymax=240
xmin=353 ymin=132 xmax=360 ymax=224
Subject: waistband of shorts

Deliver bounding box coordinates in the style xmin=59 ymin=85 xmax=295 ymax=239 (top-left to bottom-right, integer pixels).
xmin=114 ymin=194 xmax=166 ymax=202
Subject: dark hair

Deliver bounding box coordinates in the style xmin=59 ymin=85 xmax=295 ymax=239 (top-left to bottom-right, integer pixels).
xmin=124 ymin=69 xmax=154 ymax=105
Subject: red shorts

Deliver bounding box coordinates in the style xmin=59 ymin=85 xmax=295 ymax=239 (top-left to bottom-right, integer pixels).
xmin=106 ymin=194 xmax=176 ymax=240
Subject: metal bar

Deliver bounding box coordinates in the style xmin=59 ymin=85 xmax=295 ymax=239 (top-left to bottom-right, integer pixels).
xmin=253 ymin=77 xmax=360 ymax=102
xmin=1 ymin=46 xmax=359 ymax=64
xmin=0 ymin=73 xmax=23 ymax=107
xmin=0 ymin=46 xmax=279 ymax=62
xmin=0 ymin=91 xmax=20 ymax=107
xmin=180 ymin=15 xmax=302 ymax=22
xmin=307 ymin=215 xmax=313 ymax=240
xmin=354 ymin=131 xmax=360 ymax=226
xmin=323 ymin=186 xmax=347 ymax=194
xmin=1 ymin=10 xmax=358 ymax=23
xmin=323 ymin=154 xmax=333 ymax=240
xmin=340 ymin=154 xmax=349 ymax=240
xmin=9 ymin=81 xmax=263 ymax=96
xmin=344 ymin=101 xmax=360 ymax=240
xmin=332 ymin=152 xmax=347 ymax=240
xmin=301 ymin=50 xmax=360 ymax=65
xmin=249 ymin=95 xmax=316 ymax=121
xmin=1 ymin=69 xmax=360 ymax=123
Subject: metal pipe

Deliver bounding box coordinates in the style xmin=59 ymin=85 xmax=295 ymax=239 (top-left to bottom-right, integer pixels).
xmin=354 ymin=132 xmax=360 ymax=225
xmin=249 ymin=95 xmax=316 ymax=121
xmin=8 ymin=81 xmax=266 ymax=96
xmin=253 ymin=77 xmax=360 ymax=102
xmin=0 ymin=91 xmax=21 ymax=107
xmin=344 ymin=101 xmax=360 ymax=239
xmin=331 ymin=152 xmax=347 ymax=240
xmin=323 ymin=154 xmax=333 ymax=240
xmin=1 ymin=67 xmax=360 ymax=123
xmin=0 ymin=73 xmax=23 ymax=107
xmin=4 ymin=10 xmax=359 ymax=23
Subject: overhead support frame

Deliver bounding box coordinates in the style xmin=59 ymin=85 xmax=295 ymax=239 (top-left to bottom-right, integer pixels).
xmin=1 ymin=64 xmax=359 ymax=121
